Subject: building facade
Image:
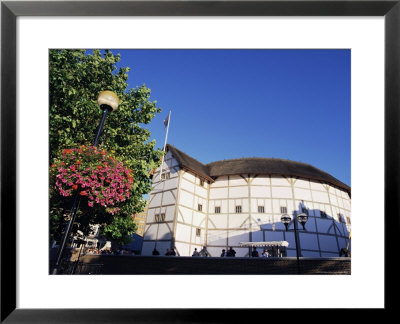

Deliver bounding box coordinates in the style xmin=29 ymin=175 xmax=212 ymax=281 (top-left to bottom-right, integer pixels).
xmin=133 ymin=207 xmax=148 ymax=237
xmin=142 ymin=145 xmax=351 ymax=257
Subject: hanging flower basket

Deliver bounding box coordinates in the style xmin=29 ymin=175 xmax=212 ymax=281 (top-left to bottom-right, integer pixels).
xmin=50 ymin=145 xmax=134 ymax=215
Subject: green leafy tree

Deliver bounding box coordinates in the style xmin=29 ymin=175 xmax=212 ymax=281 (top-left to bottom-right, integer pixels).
xmin=49 ymin=49 xmax=162 ymax=245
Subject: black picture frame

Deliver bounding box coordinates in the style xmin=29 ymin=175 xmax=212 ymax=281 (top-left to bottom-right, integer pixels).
xmin=1 ymin=0 xmax=397 ymax=322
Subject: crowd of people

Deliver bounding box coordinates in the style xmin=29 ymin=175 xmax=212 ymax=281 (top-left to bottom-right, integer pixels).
xmin=71 ymin=245 xmax=273 ymax=258
xmin=83 ymin=248 xmax=135 ymax=256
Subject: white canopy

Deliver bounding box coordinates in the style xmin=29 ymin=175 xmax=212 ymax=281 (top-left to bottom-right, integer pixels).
xmin=239 ymin=241 xmax=289 ymax=247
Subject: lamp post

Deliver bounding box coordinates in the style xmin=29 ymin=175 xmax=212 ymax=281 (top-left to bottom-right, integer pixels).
xmin=281 ymin=212 xmax=308 ymax=274
xmin=52 ymin=91 xmax=119 ymax=274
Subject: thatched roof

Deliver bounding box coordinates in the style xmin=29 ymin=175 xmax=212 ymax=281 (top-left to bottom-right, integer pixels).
xmin=166 ymin=144 xmax=350 ymax=194
xmin=166 ymin=144 xmax=213 ymax=182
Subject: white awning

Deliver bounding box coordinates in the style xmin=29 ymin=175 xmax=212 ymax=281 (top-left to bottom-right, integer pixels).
xmin=239 ymin=241 xmax=289 ymax=247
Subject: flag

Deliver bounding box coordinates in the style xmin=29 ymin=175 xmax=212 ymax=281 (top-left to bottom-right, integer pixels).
xmin=163 ymin=111 xmax=170 ymax=129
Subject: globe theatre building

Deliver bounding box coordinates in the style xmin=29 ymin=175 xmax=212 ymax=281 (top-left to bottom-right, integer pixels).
xmin=142 ymin=145 xmax=351 ymax=257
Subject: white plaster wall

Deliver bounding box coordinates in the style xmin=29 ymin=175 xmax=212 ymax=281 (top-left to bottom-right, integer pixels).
xmin=295 ymin=179 xmax=310 ymax=189
xmin=312 ymin=190 xmax=330 ymax=203
xmin=177 ymin=206 xmax=191 ymax=223
xmin=251 ymin=230 xmax=263 ymax=242
xmin=145 ymin=164 xmax=351 ymax=257
xmin=155 ymin=241 xmax=172 ymax=256
xmin=196 ymin=186 xmax=208 ymax=198
xmin=165 ymin=206 xmax=175 ymax=222
xmin=310 ymin=182 xmax=326 ymax=191
xmin=229 ymin=175 xmax=247 ymax=186
xmin=250 ymin=186 xmax=271 ymax=198
xmin=319 ymin=235 xmax=339 ymax=252
xmin=212 ymin=176 xmax=228 ymax=187
xmin=182 ymin=171 xmax=196 ymax=183
xmin=209 ymin=187 xmax=228 ymax=199
xmin=157 ymin=223 xmax=172 ymax=240
xmin=265 ymin=230 xmax=285 ymax=242
xmin=251 ymin=176 xmax=270 ymax=185
xmin=175 ymin=241 xmax=190 ymax=256
xmin=234 ymin=248 xmax=249 ymax=257
xmin=192 ymin=212 xmax=206 ymax=227
xmin=191 ymin=227 xmax=205 ymax=245
xmin=164 ymin=177 xmax=179 ymax=191
xmin=144 ymin=224 xmax=157 ymax=240
xmin=229 ymin=214 xmax=249 ymax=228
xmin=141 ymin=242 xmax=156 ymax=255
xmin=208 ymin=214 xmax=228 ymax=229
xmin=229 ymin=186 xmax=248 ymax=198
xmin=148 ymin=193 xmax=162 ymax=208
xmin=161 ymin=190 xmax=177 ymax=206
xmin=207 ymin=246 xmax=224 ymax=257
xmin=207 ymin=230 xmax=227 ymax=246
xmin=180 ymin=178 xmax=195 ymax=193
xmin=270 ymin=177 xmax=290 ymax=186
xmin=293 ymin=187 xmax=312 ymax=201
xmin=271 ymin=186 xmax=293 ymax=199
xmin=316 ymin=218 xmax=334 ymax=233
xmin=179 ymin=190 xmax=194 ymax=209
xmin=299 ymin=232 xmax=319 ymax=250
xmin=175 ymin=223 xmax=192 ymax=243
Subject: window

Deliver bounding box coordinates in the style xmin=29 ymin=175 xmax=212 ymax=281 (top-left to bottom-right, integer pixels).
xmin=320 ymin=211 xmax=327 ymax=218
xmin=198 ymin=204 xmax=203 ymax=212
xmin=200 ymin=179 xmax=204 ymax=187
xmin=215 ymin=206 xmax=221 ymax=214
xmin=161 ymin=172 xmax=170 ymax=180
xmin=196 ymin=228 xmax=201 ymax=236
xmin=236 ymin=205 xmax=242 ymax=213
xmin=155 ymin=213 xmax=165 ymax=222
xmin=258 ymin=206 xmax=265 ymax=213
xmin=280 ymin=206 xmax=287 ymax=214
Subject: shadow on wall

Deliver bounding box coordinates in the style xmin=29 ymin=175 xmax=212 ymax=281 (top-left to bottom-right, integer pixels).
xmin=141 ymin=204 xmax=351 ymax=258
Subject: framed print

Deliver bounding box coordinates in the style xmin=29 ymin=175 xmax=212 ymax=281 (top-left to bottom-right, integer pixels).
xmin=1 ymin=0 xmax=398 ymax=322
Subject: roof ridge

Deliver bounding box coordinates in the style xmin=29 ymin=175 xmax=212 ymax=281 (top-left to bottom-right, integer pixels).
xmin=166 ymin=144 xmax=207 ymax=167
xmin=165 ymin=144 xmax=350 ymax=192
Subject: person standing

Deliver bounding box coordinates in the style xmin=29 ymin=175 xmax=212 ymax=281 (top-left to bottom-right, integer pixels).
xmin=251 ymin=247 xmax=259 ymax=257
xmin=152 ymin=248 xmax=160 ymax=256
xmin=220 ymin=249 xmax=226 ymax=257
xmin=199 ymin=246 xmax=209 ymax=257
xmin=261 ymin=249 xmax=269 ymax=257
xmin=226 ymin=247 xmax=236 ymax=257
xmin=192 ymin=248 xmax=200 ymax=257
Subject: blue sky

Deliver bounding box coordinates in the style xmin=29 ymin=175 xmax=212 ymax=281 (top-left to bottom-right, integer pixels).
xmin=113 ymin=49 xmax=351 ymax=186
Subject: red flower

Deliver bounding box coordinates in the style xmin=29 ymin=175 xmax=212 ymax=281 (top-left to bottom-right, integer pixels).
xmin=76 ymin=160 xmax=81 ymax=165
xmin=79 ymin=191 xmax=88 ymax=196
xmin=97 ymin=166 xmax=102 ymax=169
xmin=72 ymin=185 xmax=78 ymax=190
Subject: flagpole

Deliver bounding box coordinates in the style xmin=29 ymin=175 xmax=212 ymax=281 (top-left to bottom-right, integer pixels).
xmin=159 ymin=111 xmax=171 ymax=181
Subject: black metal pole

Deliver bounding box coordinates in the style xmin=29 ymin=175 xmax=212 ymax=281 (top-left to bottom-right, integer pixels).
xmin=293 ymin=213 xmax=301 ymax=274
xmin=52 ymin=192 xmax=81 ymax=274
xmin=52 ymin=106 xmax=111 ymax=274
xmin=94 ymin=108 xmax=109 ymax=147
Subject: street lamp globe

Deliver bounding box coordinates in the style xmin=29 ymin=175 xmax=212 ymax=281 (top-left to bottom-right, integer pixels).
xmin=280 ymin=214 xmax=292 ymax=231
xmin=97 ymin=90 xmax=119 ymax=111
xmin=297 ymin=213 xmax=309 ymax=230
